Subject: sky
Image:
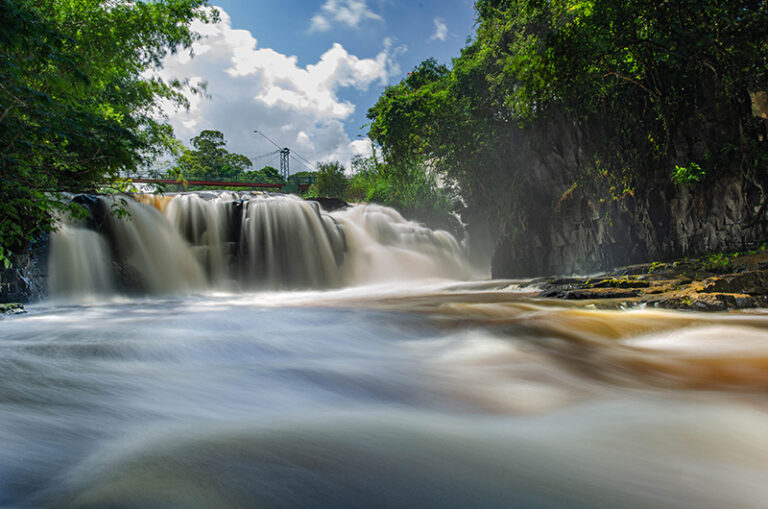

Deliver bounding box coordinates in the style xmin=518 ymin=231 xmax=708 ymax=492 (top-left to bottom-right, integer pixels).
xmin=156 ymin=0 xmax=476 ymax=174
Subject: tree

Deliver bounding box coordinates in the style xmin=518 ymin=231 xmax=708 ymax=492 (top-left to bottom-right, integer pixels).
xmin=243 ymin=166 xmax=284 ymax=184
xmin=173 ymin=130 xmax=252 ymax=181
xmin=366 ymin=56 xmax=499 ymax=227
xmin=314 ymin=161 xmax=348 ymax=198
xmin=0 ymin=0 xmax=215 ymax=266
xmin=346 ymin=152 xmax=456 ymax=231
xmin=289 ymin=170 xmax=316 ymax=186
xmin=367 ymin=0 xmax=768 ymax=236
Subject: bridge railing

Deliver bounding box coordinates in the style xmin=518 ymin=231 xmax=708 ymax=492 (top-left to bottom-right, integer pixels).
xmin=118 ymin=171 xmax=312 ymax=190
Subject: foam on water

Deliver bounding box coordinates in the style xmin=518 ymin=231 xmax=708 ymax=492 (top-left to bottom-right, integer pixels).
xmin=48 ymin=193 xmax=475 ymax=299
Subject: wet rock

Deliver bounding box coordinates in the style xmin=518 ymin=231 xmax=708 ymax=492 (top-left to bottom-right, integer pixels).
xmin=112 ymin=262 xmax=145 ymax=294
xmin=0 ymin=303 xmax=25 ymax=315
xmin=0 ymin=266 xmax=31 ymax=303
xmin=699 ymin=271 xmax=768 ymax=294
xmin=307 ymin=197 xmax=348 ymax=212
xmin=547 ymin=278 xmax=585 ymax=285
xmin=487 ymin=110 xmax=768 ymax=280
xmin=617 ymin=264 xmax=657 ymax=276
xmin=540 ymin=288 xmax=640 ymax=300
xmin=532 ymin=251 xmax=768 ymax=311
xmin=0 ymin=235 xmax=49 ymax=303
xmin=652 ymin=292 xmax=757 ymax=311
xmin=536 ymin=278 xmax=586 ymax=294
xmin=591 ymin=278 xmax=650 ymax=289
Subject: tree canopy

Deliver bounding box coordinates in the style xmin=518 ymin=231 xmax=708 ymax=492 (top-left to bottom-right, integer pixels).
xmin=0 ymin=0 xmax=214 ymax=266
xmin=367 ymin=0 xmax=768 ymax=234
xmin=173 ymin=130 xmax=253 ymax=181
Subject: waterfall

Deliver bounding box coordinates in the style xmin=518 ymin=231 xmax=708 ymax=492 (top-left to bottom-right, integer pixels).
xmin=337 ymin=204 xmax=470 ymax=283
xmin=48 ymin=192 xmax=473 ymax=298
xmin=49 ymin=220 xmax=115 ymax=298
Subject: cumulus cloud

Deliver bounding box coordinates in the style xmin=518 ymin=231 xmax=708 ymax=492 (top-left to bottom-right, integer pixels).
xmin=156 ymin=7 xmax=397 ymax=170
xmin=430 ymin=18 xmax=448 ymax=42
xmin=309 ymin=0 xmax=383 ymax=33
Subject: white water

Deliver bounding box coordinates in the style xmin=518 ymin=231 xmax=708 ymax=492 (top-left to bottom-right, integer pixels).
xmin=48 ymin=193 xmax=475 ymax=298
xmin=3 ymin=290 xmax=768 ymax=508
xmin=48 ymin=227 xmax=115 ymax=297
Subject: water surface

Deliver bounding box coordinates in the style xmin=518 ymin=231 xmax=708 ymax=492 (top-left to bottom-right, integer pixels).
xmin=2 ymin=285 xmax=768 ymax=508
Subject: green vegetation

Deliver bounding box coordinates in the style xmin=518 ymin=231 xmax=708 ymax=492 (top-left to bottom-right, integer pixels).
xmin=366 ymin=0 xmax=768 ymax=242
xmin=168 ymin=129 xmax=287 ymax=190
xmin=173 ymin=130 xmax=253 ymax=182
xmin=701 ymin=252 xmax=735 ymax=273
xmin=4 ymin=0 xmax=766 ymax=270
xmin=0 ymin=0 xmax=214 ymax=266
xmin=0 ymin=303 xmax=23 ymax=314
xmin=313 ymin=161 xmax=347 ymax=198
xmin=346 ymin=154 xmax=454 ymax=229
xmin=670 ymin=163 xmax=705 ymax=186
xmin=245 ymin=166 xmax=284 ymax=184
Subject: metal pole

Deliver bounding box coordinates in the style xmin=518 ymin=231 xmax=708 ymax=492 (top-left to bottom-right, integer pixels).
xmin=280 ymin=148 xmax=290 ymax=180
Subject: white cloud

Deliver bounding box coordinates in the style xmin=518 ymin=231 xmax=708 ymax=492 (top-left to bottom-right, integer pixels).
xmin=309 ymin=0 xmax=383 ymax=33
xmin=430 ymin=18 xmax=448 ymax=42
xmin=156 ymin=7 xmax=397 ymax=170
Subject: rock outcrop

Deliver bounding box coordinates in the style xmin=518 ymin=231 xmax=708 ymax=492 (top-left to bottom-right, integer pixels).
xmin=488 ymin=115 xmax=768 ymax=278
xmin=523 ymin=249 xmax=768 ymax=311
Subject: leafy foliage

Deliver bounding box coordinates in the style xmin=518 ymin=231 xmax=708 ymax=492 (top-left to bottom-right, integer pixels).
xmin=0 ymin=0 xmax=214 ymax=266
xmin=313 ymin=161 xmax=348 ymax=199
xmin=366 ymin=0 xmax=768 ymax=240
xmin=244 ymin=166 xmax=284 ymax=184
xmin=347 ymin=153 xmax=455 ymax=231
xmin=173 ymin=130 xmax=253 ymax=181
xmin=670 ymin=162 xmax=706 ymax=186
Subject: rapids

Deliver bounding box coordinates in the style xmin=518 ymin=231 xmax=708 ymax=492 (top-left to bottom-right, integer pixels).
xmin=2 ymin=193 xmax=768 ymax=507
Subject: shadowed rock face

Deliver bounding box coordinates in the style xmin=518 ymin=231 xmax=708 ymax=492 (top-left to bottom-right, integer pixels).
xmin=485 ymin=115 xmax=768 ymax=279
xmin=0 ymin=236 xmax=48 ymax=304
xmin=306 ymin=197 xmax=349 ymax=212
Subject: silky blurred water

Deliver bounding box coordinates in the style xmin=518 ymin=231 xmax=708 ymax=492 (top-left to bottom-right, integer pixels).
xmin=3 ymin=286 xmax=768 ymax=508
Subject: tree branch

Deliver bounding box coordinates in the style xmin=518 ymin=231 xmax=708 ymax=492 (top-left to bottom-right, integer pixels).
xmin=602 ymin=71 xmax=660 ymax=99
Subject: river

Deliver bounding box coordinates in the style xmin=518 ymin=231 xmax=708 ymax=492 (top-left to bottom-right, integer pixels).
xmin=2 ymin=193 xmax=768 ymax=508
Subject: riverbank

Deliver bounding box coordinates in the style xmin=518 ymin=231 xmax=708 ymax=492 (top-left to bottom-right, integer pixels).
xmin=526 ymin=247 xmax=768 ymax=311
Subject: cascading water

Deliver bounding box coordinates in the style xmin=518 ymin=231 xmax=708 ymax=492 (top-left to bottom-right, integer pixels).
xmin=48 ymin=192 xmax=474 ymax=298
xmin=48 ymin=219 xmax=115 ymax=298
xmin=7 ymin=192 xmax=768 ymax=508
xmin=337 ymin=204 xmax=471 ymax=283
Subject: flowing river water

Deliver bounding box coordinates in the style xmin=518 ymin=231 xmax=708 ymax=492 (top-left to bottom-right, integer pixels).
xmin=2 ymin=192 xmax=768 ymax=508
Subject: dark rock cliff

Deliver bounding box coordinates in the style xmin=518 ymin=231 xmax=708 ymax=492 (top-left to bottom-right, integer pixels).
xmin=488 ymin=115 xmax=768 ymax=278
xmin=0 ymin=235 xmax=49 ymax=303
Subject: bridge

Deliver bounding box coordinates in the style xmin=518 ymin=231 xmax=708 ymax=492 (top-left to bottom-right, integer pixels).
xmin=121 ymin=169 xmax=316 ymax=192
xmin=121 ymin=130 xmax=319 ymax=191
xmin=130 ymin=177 xmax=310 ymax=191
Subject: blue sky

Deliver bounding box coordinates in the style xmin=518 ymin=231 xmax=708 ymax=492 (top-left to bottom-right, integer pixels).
xmin=157 ymin=0 xmax=476 ymax=173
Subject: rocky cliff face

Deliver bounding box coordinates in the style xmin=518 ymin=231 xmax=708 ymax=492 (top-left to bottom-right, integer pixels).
xmin=0 ymin=236 xmax=49 ymax=303
xmin=489 ymin=116 xmax=768 ymax=278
